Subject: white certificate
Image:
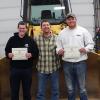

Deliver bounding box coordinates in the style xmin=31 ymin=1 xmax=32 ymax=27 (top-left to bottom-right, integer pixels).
xmin=12 ymin=48 xmax=28 ymax=60
xmin=64 ymin=47 xmax=80 ymax=59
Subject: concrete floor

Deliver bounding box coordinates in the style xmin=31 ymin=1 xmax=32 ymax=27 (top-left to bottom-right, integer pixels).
xmin=60 ymin=98 xmax=100 ymax=100
xmin=4 ymin=98 xmax=100 ymax=100
xmin=4 ymin=97 xmax=100 ymax=100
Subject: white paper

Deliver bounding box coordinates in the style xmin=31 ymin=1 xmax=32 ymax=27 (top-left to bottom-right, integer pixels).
xmin=12 ymin=48 xmax=28 ymax=60
xmin=64 ymin=47 xmax=80 ymax=59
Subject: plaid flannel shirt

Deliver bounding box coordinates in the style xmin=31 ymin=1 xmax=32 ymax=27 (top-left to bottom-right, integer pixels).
xmin=35 ymin=34 xmax=60 ymax=74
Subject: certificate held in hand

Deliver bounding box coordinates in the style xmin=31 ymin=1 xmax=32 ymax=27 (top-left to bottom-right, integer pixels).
xmin=64 ymin=47 xmax=80 ymax=59
xmin=12 ymin=48 xmax=28 ymax=60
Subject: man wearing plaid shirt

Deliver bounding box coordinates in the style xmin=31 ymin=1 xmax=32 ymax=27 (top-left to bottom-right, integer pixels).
xmin=35 ymin=19 xmax=60 ymax=100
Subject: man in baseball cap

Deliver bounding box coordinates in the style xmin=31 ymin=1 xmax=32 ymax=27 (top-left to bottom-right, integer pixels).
xmin=56 ymin=12 xmax=94 ymax=100
xmin=65 ymin=13 xmax=76 ymax=19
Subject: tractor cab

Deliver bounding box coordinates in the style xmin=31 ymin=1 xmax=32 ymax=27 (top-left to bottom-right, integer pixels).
xmin=23 ymin=0 xmax=70 ymax=37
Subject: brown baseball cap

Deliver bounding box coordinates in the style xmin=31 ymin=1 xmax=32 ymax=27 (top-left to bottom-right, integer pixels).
xmin=65 ymin=13 xmax=76 ymax=19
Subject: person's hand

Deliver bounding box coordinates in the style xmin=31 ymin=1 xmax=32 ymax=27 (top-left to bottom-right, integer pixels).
xmin=58 ymin=49 xmax=64 ymax=56
xmin=79 ymin=48 xmax=87 ymax=53
xmin=8 ymin=53 xmax=14 ymax=58
xmin=26 ymin=53 xmax=32 ymax=59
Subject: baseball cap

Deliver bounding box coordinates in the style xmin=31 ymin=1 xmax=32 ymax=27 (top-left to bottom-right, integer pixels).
xmin=65 ymin=13 xmax=76 ymax=19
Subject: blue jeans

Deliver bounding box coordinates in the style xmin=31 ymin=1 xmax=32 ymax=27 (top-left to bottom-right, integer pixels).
xmin=36 ymin=71 xmax=59 ymax=100
xmin=63 ymin=61 xmax=88 ymax=100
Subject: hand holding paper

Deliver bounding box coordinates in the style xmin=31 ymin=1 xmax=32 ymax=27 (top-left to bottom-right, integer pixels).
xmin=12 ymin=48 xmax=28 ymax=60
xmin=64 ymin=47 xmax=80 ymax=59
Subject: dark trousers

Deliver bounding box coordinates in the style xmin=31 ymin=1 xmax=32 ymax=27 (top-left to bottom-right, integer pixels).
xmin=10 ymin=68 xmax=32 ymax=100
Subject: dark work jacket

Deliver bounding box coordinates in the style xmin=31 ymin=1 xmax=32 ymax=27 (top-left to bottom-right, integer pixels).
xmin=5 ymin=32 xmax=39 ymax=69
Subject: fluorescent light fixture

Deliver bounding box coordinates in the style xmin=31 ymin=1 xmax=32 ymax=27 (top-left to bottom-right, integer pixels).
xmin=54 ymin=6 xmax=65 ymax=10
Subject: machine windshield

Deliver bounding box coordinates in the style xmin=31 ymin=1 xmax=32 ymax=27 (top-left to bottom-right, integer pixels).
xmin=30 ymin=0 xmax=66 ymax=25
